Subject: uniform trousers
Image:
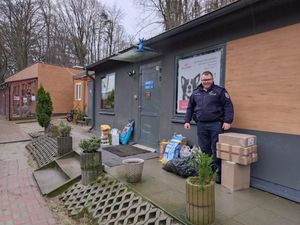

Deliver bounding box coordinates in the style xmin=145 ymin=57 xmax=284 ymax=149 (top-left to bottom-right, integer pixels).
xmin=196 ymin=121 xmax=222 ymax=174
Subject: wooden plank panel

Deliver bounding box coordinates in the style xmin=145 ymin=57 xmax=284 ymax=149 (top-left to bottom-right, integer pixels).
xmin=38 ymin=64 xmax=83 ymax=114
xmin=226 ymin=23 xmax=300 ymax=135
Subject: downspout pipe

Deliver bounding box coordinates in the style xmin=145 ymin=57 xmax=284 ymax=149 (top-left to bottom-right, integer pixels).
xmin=85 ymin=69 xmax=95 ymax=132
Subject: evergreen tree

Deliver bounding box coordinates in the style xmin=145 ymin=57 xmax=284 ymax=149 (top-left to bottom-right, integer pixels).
xmin=36 ymin=85 xmax=53 ymax=129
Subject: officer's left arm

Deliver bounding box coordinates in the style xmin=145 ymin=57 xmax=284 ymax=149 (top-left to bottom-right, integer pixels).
xmin=220 ymin=89 xmax=234 ymax=124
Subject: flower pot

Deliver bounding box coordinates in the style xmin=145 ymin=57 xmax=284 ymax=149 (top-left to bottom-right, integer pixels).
xmin=57 ymin=136 xmax=72 ymax=156
xmin=80 ymin=150 xmax=103 ymax=185
xmin=122 ymin=158 xmax=144 ymax=183
xmin=186 ymin=177 xmax=215 ymax=225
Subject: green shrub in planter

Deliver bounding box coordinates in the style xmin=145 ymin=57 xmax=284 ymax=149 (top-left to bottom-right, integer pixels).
xmin=79 ymin=136 xmax=101 ymax=153
xmin=189 ymin=151 xmax=216 ymax=188
xmin=186 ymin=151 xmax=216 ymax=225
xmin=79 ymin=136 xmax=102 ymax=185
xmin=57 ymin=121 xmax=72 ymax=156
xmin=58 ymin=121 xmax=72 ymax=137
xmin=74 ymin=109 xmax=85 ymax=123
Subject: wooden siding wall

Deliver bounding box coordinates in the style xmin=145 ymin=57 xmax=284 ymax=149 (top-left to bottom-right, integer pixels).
xmin=38 ymin=64 xmax=83 ymax=114
xmin=226 ymin=23 xmax=300 ymax=135
xmin=73 ymin=79 xmax=89 ymax=114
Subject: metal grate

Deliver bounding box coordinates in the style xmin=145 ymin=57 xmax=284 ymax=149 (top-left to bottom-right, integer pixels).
xmin=60 ymin=174 xmax=182 ymax=225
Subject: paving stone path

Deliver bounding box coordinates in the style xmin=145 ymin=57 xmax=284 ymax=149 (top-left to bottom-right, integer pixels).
xmin=0 ymin=144 xmax=58 ymax=225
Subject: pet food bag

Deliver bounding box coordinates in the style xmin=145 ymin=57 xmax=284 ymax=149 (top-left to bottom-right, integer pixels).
xmin=120 ymin=120 xmax=134 ymax=145
xmin=161 ymin=134 xmax=187 ymax=164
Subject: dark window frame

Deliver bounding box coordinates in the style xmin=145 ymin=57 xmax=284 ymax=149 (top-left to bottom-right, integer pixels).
xmin=99 ymin=72 xmax=116 ymax=113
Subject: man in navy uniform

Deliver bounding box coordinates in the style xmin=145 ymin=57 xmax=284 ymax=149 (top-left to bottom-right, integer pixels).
xmin=184 ymin=71 xmax=234 ymax=183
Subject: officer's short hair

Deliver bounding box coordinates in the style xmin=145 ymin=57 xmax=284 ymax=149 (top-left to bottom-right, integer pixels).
xmin=201 ymin=71 xmax=213 ymax=77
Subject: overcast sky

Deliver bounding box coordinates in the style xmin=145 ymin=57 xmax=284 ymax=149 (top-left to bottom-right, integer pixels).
xmin=101 ymin=0 xmax=163 ymax=42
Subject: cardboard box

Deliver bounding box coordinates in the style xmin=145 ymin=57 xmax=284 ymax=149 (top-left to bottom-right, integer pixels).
xmin=216 ymin=142 xmax=258 ymax=165
xmin=217 ymin=150 xmax=257 ymax=165
xmin=219 ymin=132 xmax=256 ymax=147
xmin=217 ymin=142 xmax=257 ymax=155
xmin=221 ymin=160 xmax=250 ymax=191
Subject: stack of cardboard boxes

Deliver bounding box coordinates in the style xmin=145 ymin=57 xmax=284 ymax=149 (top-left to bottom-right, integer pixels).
xmin=217 ymin=132 xmax=258 ymax=191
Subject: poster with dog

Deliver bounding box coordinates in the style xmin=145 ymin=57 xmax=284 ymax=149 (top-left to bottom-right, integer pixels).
xmin=177 ymin=50 xmax=222 ymax=113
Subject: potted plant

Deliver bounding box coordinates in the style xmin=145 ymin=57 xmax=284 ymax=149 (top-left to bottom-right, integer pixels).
xmin=57 ymin=121 xmax=72 ymax=156
xmin=79 ymin=136 xmax=103 ymax=185
xmin=186 ymin=151 xmax=216 ymax=225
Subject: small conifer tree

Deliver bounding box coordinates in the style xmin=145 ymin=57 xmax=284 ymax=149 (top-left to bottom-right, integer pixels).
xmin=36 ymin=85 xmax=53 ymax=130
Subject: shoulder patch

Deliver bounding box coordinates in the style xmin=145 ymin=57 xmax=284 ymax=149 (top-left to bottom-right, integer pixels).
xmin=224 ymin=92 xmax=230 ymax=99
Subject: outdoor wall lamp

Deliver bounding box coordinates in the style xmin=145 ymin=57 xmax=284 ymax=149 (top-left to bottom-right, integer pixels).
xmin=128 ymin=70 xmax=136 ymax=77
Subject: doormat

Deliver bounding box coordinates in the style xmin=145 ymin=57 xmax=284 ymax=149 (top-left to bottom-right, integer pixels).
xmin=102 ymin=145 xmax=150 ymax=157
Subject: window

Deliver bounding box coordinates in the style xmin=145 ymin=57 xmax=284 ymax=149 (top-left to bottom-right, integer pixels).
xmin=100 ymin=73 xmax=115 ymax=111
xmin=75 ymin=83 xmax=81 ymax=100
xmin=176 ymin=47 xmax=224 ymax=115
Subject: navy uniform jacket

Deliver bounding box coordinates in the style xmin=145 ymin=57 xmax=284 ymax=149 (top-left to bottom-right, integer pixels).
xmin=184 ymin=84 xmax=234 ymax=124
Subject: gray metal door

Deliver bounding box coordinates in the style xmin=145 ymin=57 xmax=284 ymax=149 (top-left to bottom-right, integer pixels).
xmin=87 ymin=80 xmax=93 ymax=119
xmin=138 ymin=62 xmax=161 ymax=149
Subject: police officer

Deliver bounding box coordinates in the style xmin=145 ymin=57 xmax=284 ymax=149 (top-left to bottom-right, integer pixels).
xmin=184 ymin=70 xmax=234 ymax=183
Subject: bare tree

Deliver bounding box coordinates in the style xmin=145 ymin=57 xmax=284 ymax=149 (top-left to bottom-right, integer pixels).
xmin=0 ymin=40 xmax=8 ymax=83
xmin=36 ymin=0 xmax=53 ymax=63
xmin=0 ymin=0 xmax=131 ymax=77
xmin=136 ymin=0 xmax=238 ymax=31
xmin=204 ymin=0 xmax=237 ymax=13
xmin=0 ymin=0 xmax=41 ymax=71
xmin=103 ymin=6 xmax=127 ymax=57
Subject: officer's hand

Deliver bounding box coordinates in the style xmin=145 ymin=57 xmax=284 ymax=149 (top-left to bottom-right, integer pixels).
xmin=184 ymin=123 xmax=191 ymax=129
xmin=222 ymin=122 xmax=231 ymax=130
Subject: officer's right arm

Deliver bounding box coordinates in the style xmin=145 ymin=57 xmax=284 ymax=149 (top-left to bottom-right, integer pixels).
xmin=184 ymin=94 xmax=195 ymax=126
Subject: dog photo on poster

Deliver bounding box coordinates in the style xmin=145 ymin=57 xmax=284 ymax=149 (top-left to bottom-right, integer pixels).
xmin=177 ymin=50 xmax=222 ymax=114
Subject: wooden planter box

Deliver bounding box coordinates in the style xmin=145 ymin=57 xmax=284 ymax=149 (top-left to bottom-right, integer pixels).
xmin=80 ymin=151 xmax=103 ymax=185
xmin=186 ymin=177 xmax=215 ymax=225
xmin=57 ymin=136 xmax=73 ymax=156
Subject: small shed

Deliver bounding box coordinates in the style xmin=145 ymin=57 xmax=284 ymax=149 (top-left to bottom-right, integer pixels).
xmin=0 ymin=63 xmax=83 ymax=120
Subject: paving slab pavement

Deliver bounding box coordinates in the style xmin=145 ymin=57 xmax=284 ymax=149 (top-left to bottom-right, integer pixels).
xmin=0 ymin=142 xmax=58 ymax=225
xmin=107 ymin=158 xmax=300 ymax=225
xmin=2 ymin=117 xmax=300 ymax=225
xmin=0 ymin=118 xmax=31 ymax=144
xmin=0 ymin=118 xmax=83 ymax=225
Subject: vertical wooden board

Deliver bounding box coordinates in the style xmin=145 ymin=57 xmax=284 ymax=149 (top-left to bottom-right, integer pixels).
xmin=226 ymin=23 xmax=300 ymax=135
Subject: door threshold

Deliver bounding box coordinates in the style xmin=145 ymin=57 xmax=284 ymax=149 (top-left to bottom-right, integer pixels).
xmin=133 ymin=144 xmax=156 ymax=153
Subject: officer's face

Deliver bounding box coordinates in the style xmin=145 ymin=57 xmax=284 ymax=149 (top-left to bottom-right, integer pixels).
xmin=201 ymin=75 xmax=214 ymax=90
